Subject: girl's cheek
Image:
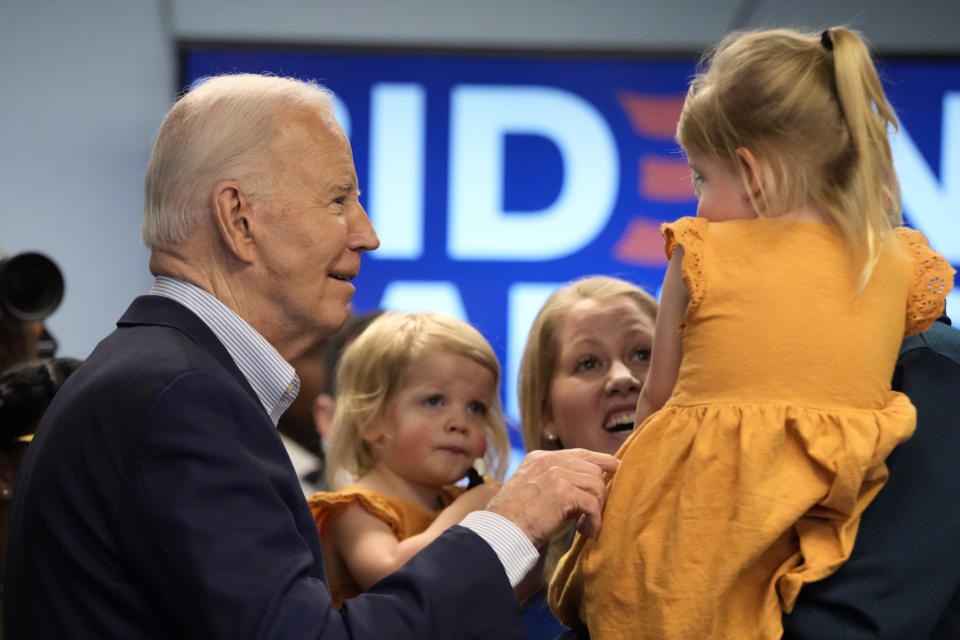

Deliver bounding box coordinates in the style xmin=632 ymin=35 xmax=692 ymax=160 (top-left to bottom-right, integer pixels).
xmin=475 ymin=434 xmax=488 ymax=457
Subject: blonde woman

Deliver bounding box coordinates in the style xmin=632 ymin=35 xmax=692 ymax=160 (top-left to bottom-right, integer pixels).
xmin=517 ymin=275 xmax=658 ymax=639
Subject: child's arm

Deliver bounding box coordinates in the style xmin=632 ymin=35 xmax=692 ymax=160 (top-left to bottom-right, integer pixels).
xmin=635 ymin=246 xmax=690 ymax=428
xmin=328 ymin=481 xmax=502 ymax=591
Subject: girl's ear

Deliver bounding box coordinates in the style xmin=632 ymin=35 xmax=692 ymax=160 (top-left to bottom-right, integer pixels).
xmin=735 ymin=147 xmax=764 ymax=201
xmin=359 ymin=421 xmax=385 ymax=445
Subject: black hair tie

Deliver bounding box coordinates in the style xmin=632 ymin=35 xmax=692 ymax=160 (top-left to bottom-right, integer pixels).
xmin=821 ymin=30 xmax=834 ymax=51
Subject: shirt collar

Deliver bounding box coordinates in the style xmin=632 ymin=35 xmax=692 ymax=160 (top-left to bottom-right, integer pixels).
xmin=149 ymin=276 xmax=300 ymax=425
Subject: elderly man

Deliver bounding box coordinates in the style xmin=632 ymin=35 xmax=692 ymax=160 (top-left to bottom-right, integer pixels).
xmin=3 ymin=74 xmax=617 ymax=639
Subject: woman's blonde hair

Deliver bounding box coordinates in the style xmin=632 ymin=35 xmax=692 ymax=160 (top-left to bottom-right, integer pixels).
xmin=518 ymin=276 xmax=658 ymax=453
xmin=676 ymin=26 xmax=902 ymax=289
xmin=326 ymin=311 xmax=510 ymax=489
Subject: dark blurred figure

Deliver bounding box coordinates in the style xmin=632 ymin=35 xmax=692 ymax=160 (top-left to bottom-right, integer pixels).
xmin=785 ymin=314 xmax=960 ymax=639
xmin=0 ymin=358 xmax=82 ymax=576
xmin=312 ymin=310 xmax=384 ymax=443
xmin=0 ymin=320 xmax=46 ymax=373
xmin=0 ymin=250 xmax=64 ymax=371
xmin=279 ymin=339 xmax=329 ymax=495
xmin=278 ymin=309 xmax=383 ymax=495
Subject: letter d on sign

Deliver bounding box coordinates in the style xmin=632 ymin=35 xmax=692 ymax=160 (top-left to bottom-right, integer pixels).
xmin=448 ymin=85 xmax=619 ymax=260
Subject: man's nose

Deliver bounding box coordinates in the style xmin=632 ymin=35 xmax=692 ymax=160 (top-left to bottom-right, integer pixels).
xmin=349 ymin=203 xmax=380 ymax=253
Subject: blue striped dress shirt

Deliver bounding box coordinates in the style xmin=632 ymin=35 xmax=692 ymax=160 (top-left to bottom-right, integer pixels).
xmin=150 ymin=276 xmax=299 ymax=425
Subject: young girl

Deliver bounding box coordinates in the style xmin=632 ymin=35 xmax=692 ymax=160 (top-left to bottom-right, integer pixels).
xmin=307 ymin=311 xmax=511 ymax=608
xmin=549 ymin=27 xmax=955 ymax=639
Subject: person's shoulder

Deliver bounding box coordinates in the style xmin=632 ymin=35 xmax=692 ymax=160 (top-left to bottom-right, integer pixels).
xmin=309 ymin=486 xmax=404 ymax=537
xmin=661 ymin=215 xmax=707 ymax=236
xmin=309 ymin=486 xmax=400 ymax=518
xmin=309 ymin=485 xmax=371 ymax=505
xmin=911 ymin=317 xmax=960 ymax=366
xmin=85 ymin=323 xmax=227 ymax=394
xmin=660 ymin=216 xmax=709 ymax=259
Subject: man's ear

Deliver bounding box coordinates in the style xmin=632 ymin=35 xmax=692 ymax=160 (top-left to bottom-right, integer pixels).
xmin=735 ymin=147 xmax=764 ymax=201
xmin=211 ymin=181 xmax=257 ymax=263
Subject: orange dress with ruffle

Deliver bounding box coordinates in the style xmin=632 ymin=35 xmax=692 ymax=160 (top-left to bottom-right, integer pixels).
xmin=307 ymin=485 xmax=465 ymax=608
xmin=549 ymin=217 xmax=955 ymax=640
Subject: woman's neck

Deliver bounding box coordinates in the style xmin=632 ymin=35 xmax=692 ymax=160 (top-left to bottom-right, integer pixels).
xmin=356 ymin=465 xmax=445 ymax=512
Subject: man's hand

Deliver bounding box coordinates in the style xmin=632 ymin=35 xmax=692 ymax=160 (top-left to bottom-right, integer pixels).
xmin=486 ymin=449 xmax=618 ymax=548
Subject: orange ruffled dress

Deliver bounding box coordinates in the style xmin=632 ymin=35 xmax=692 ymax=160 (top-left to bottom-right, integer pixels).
xmin=549 ymin=217 xmax=955 ymax=640
xmin=308 ymin=485 xmax=465 ymax=608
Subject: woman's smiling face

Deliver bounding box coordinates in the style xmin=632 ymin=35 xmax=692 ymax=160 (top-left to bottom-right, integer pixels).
xmin=543 ymin=295 xmax=656 ymax=455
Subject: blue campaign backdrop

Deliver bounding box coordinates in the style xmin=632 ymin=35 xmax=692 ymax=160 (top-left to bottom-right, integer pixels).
xmin=182 ymin=46 xmax=960 ymax=460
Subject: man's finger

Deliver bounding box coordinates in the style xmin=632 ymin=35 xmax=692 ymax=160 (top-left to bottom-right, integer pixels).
xmin=565 ymin=485 xmax=605 ymax=538
xmin=554 ymin=448 xmax=620 ymax=475
xmin=556 ymin=468 xmax=608 ymax=507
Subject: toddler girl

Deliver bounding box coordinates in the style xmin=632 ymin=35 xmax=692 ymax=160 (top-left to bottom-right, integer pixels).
xmin=550 ymin=26 xmax=955 ymax=639
xmin=307 ymin=311 xmax=510 ymax=608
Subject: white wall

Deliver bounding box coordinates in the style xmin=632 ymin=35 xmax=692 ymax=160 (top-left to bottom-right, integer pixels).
xmin=171 ymin=0 xmax=960 ymax=53
xmin=1 ymin=0 xmax=958 ymax=359
xmin=0 ymin=1 xmax=173 ymax=359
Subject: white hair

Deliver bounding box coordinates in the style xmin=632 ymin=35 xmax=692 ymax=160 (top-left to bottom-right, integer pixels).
xmin=142 ymin=73 xmax=335 ymax=250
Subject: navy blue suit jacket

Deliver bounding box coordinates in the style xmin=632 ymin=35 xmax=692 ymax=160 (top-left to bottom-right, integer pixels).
xmin=784 ymin=317 xmax=960 ymax=639
xmin=4 ymin=295 xmax=523 ymax=639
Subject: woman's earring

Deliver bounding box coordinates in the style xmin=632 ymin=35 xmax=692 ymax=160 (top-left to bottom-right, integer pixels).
xmin=544 ymin=432 xmax=557 ymax=442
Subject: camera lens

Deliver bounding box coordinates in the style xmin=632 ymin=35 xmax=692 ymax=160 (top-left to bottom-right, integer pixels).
xmin=0 ymin=252 xmax=65 ymax=322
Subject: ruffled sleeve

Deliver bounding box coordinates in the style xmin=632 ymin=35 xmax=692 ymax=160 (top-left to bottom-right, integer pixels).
xmin=308 ymin=486 xmax=403 ymax=536
xmin=661 ymin=216 xmax=708 ymax=322
xmin=895 ymin=227 xmax=956 ymax=336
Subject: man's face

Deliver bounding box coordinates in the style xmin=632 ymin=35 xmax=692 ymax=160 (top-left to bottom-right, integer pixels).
xmin=252 ymin=109 xmax=379 ymax=356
